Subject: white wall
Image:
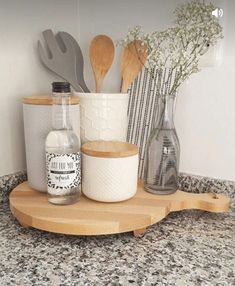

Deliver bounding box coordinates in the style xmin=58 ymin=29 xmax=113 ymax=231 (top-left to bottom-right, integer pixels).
xmin=0 ymin=0 xmax=79 ymax=176
xmin=78 ymin=0 xmax=235 ymax=181
xmin=1 ymin=0 xmax=234 ymax=181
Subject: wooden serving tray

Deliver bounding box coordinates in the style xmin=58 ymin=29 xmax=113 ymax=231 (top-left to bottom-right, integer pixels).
xmin=10 ymin=182 xmax=230 ymax=237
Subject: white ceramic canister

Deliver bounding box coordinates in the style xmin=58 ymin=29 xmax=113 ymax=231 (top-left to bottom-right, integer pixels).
xmin=23 ymin=96 xmax=80 ymax=192
xmin=81 ymin=141 xmax=139 ymax=202
xmin=75 ymin=93 xmax=129 ymax=144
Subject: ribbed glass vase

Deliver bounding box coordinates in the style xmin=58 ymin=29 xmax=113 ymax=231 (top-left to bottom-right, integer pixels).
xmin=144 ymin=94 xmax=180 ymax=195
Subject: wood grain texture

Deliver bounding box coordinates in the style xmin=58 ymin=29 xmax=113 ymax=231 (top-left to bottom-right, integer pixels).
xmin=89 ymin=35 xmax=115 ymax=93
xmin=23 ymin=96 xmax=80 ymax=105
xmin=10 ymin=182 xmax=230 ymax=236
xmin=81 ymin=141 xmax=138 ymax=158
xmin=121 ymin=40 xmax=148 ymax=93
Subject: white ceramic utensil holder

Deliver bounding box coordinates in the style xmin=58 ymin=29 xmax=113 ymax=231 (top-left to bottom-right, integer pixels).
xmin=23 ymin=96 xmax=80 ymax=192
xmin=76 ymin=93 xmax=129 ymax=144
xmin=81 ymin=141 xmax=139 ymax=202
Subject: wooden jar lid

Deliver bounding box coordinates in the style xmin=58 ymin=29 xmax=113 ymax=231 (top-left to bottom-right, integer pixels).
xmin=82 ymin=141 xmax=138 ymax=158
xmin=22 ymin=96 xmax=80 ymax=105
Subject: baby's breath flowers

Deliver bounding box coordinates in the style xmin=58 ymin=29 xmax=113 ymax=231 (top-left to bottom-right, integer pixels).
xmin=119 ymin=0 xmax=223 ymax=95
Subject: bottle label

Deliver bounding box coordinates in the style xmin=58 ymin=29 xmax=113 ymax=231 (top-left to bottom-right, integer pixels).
xmin=46 ymin=152 xmax=81 ymax=189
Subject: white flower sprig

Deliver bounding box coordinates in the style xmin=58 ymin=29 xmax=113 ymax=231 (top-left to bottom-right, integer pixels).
xmin=118 ymin=0 xmax=223 ymax=95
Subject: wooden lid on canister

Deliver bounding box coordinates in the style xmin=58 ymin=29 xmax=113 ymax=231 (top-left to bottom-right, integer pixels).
xmin=22 ymin=96 xmax=80 ymax=105
xmin=81 ymin=141 xmax=138 ymax=158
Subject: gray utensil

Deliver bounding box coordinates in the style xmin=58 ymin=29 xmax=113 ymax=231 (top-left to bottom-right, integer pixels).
xmin=38 ymin=29 xmax=83 ymax=92
xmin=57 ymin=31 xmax=90 ymax=93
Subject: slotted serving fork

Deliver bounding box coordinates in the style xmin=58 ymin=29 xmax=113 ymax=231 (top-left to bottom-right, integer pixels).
xmin=58 ymin=31 xmax=90 ymax=93
xmin=38 ymin=29 xmax=83 ymax=92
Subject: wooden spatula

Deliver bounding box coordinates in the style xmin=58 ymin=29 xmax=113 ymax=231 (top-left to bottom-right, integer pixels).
xmin=121 ymin=40 xmax=148 ymax=93
xmin=89 ymin=35 xmax=115 ymax=93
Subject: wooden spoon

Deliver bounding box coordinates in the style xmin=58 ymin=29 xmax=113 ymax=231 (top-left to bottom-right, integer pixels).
xmin=89 ymin=35 xmax=115 ymax=93
xmin=121 ymin=40 xmax=148 ymax=93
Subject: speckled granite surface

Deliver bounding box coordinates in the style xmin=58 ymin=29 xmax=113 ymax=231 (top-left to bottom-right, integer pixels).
xmin=0 ymin=171 xmax=27 ymax=204
xmin=0 ymin=172 xmax=234 ymax=286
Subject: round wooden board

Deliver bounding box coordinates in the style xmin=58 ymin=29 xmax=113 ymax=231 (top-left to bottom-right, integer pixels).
xmin=9 ymin=182 xmax=230 ymax=236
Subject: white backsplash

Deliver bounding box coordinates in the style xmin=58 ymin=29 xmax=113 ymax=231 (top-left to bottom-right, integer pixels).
xmin=0 ymin=0 xmax=234 ymax=181
xmin=0 ymin=0 xmax=79 ymax=176
xmin=78 ymin=0 xmax=235 ymax=181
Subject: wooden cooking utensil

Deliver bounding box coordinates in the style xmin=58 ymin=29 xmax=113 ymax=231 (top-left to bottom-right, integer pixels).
xmin=89 ymin=35 xmax=115 ymax=93
xmin=121 ymin=40 xmax=148 ymax=93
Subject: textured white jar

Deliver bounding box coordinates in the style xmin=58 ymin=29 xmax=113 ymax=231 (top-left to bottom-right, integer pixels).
xmin=23 ymin=96 xmax=80 ymax=192
xmin=75 ymin=93 xmax=129 ymax=144
xmin=81 ymin=141 xmax=139 ymax=202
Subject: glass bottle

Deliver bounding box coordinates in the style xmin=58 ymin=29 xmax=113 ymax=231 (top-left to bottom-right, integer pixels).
xmin=144 ymin=94 xmax=180 ymax=195
xmin=45 ymin=82 xmax=81 ymax=205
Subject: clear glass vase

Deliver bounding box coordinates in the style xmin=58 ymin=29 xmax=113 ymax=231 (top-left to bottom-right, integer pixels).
xmin=144 ymin=94 xmax=180 ymax=195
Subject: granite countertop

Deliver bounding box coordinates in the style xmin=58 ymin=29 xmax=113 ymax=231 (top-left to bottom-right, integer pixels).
xmin=0 ymin=172 xmax=235 ymax=286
